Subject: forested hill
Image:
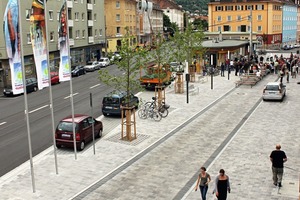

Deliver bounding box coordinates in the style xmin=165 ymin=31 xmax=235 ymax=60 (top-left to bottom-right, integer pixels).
xmin=175 ymin=0 xmax=209 ymax=14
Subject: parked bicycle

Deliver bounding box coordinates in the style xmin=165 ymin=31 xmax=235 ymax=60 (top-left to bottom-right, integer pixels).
xmin=138 ymin=97 xmax=170 ymax=121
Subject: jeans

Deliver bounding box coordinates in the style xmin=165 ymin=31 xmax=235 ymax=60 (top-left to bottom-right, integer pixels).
xmin=200 ymin=185 xmax=208 ymax=200
xmin=272 ymin=167 xmax=284 ymax=184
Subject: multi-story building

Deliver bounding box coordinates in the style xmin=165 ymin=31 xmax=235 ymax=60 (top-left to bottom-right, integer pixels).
xmin=105 ymin=0 xmax=137 ymax=53
xmin=208 ymin=0 xmax=284 ymax=49
xmin=0 ymin=0 xmax=106 ymax=89
xmin=152 ymin=0 xmax=184 ymax=31
xmin=282 ymin=3 xmax=298 ymax=46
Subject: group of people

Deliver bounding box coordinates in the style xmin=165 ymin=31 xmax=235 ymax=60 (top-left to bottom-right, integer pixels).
xmin=194 ymin=144 xmax=287 ymax=200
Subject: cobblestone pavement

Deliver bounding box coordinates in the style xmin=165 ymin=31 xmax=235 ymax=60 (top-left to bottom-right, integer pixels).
xmin=0 ymin=73 xmax=299 ymax=200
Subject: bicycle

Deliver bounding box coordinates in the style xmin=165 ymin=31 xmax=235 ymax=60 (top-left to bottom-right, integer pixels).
xmin=138 ymin=100 xmax=162 ymax=121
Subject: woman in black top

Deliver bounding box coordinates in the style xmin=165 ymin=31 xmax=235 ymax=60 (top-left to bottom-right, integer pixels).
xmin=214 ymin=169 xmax=230 ymax=200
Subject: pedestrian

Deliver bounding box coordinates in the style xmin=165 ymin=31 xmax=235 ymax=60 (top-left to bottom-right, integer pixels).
xmin=221 ymin=63 xmax=225 ymax=77
xmin=270 ymin=144 xmax=287 ymax=187
xmin=213 ymin=169 xmax=231 ymax=200
xmin=279 ymin=69 xmax=284 ymax=83
xmin=195 ymin=167 xmax=211 ymax=200
xmin=286 ymin=70 xmax=289 ymax=83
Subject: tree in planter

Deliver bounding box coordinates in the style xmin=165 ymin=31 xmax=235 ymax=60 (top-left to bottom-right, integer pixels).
xmin=98 ymin=27 xmax=148 ymax=141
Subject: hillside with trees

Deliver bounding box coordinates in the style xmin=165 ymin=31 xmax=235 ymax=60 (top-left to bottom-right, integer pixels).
xmin=175 ymin=0 xmax=209 ymax=14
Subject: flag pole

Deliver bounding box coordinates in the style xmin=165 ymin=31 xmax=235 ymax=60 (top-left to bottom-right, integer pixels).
xmin=17 ymin=0 xmax=36 ymax=192
xmin=44 ymin=0 xmax=59 ymax=174
xmin=64 ymin=0 xmax=77 ymax=159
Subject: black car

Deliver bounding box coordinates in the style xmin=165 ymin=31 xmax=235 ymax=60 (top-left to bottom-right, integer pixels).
xmin=71 ymin=65 xmax=86 ymax=77
xmin=3 ymin=77 xmax=38 ymax=97
xmin=102 ymin=91 xmax=139 ymax=116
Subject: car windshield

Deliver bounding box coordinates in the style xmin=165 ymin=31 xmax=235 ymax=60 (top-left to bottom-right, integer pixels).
xmin=266 ymin=85 xmax=279 ymax=90
xmin=103 ymin=97 xmax=120 ymax=104
xmin=57 ymin=121 xmax=78 ymax=132
xmin=99 ymin=59 xmax=105 ymax=62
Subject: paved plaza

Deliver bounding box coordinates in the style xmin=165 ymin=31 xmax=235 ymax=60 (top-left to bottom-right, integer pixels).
xmin=0 ymin=72 xmax=299 ymax=200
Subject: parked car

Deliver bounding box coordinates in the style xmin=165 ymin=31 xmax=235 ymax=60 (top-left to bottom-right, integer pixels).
xmin=83 ymin=61 xmax=99 ymax=72
xmin=282 ymin=45 xmax=290 ymax=50
xmin=55 ymin=114 xmax=103 ymax=151
xmin=263 ymin=82 xmax=286 ymax=101
xmin=71 ymin=65 xmax=86 ymax=77
xmin=294 ymin=44 xmax=300 ymax=48
xmin=98 ymin=57 xmax=110 ymax=68
xmin=102 ymin=91 xmax=139 ymax=116
xmin=110 ymin=52 xmax=122 ymax=62
xmin=50 ymin=72 xmax=60 ymax=85
xmin=3 ymin=77 xmax=38 ymax=97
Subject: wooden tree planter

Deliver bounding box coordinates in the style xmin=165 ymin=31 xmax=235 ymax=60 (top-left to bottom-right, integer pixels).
xmin=121 ymin=106 xmax=136 ymax=141
xmin=189 ymin=64 xmax=196 ymax=82
xmin=155 ymin=85 xmax=165 ymax=107
xmin=175 ymin=72 xmax=184 ymax=93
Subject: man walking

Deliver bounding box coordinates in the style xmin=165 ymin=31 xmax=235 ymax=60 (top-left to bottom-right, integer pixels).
xmin=270 ymin=144 xmax=287 ymax=187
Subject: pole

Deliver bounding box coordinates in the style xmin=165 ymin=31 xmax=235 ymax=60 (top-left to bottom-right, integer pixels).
xmin=65 ymin=0 xmax=77 ymax=160
xmin=249 ymin=6 xmax=253 ymax=58
xmin=44 ymin=0 xmax=58 ymax=175
xmin=104 ymin=15 xmax=107 ymax=56
xmin=211 ymin=66 xmax=214 ymax=90
xmin=90 ymin=93 xmax=95 ymax=155
xmin=17 ymin=0 xmax=36 ymax=192
xmin=186 ymin=74 xmax=190 ymax=104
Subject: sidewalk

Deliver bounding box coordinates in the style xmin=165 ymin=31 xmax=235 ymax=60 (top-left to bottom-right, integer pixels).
xmin=0 ymin=73 xmax=299 ymax=200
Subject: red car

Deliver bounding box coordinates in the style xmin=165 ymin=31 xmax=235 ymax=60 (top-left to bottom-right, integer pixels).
xmin=55 ymin=114 xmax=103 ymax=150
xmin=50 ymin=72 xmax=60 ymax=85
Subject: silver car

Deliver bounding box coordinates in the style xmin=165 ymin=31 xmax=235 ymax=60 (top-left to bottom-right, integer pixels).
xmin=263 ymin=82 xmax=286 ymax=101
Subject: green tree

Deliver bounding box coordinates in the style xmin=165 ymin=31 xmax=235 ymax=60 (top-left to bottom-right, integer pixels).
xmin=163 ymin=13 xmax=172 ymax=28
xmin=98 ymin=27 xmax=148 ymax=140
xmin=192 ymin=18 xmax=208 ymax=31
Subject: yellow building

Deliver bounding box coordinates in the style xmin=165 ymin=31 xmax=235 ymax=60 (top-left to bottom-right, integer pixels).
xmin=208 ymin=0 xmax=283 ymax=48
xmin=105 ymin=0 xmax=137 ymax=53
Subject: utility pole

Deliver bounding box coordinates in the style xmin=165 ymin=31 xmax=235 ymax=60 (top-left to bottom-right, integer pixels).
xmin=104 ymin=15 xmax=107 ymax=56
xmin=249 ymin=6 xmax=253 ymax=58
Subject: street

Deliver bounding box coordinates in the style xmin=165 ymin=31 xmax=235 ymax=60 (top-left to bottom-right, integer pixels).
xmin=0 ymin=65 xmax=122 ymax=177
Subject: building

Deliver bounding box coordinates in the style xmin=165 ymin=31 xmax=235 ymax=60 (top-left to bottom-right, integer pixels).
xmin=152 ymin=0 xmax=184 ymax=31
xmin=105 ymin=0 xmax=137 ymax=53
xmin=0 ymin=0 xmax=106 ymax=89
xmin=208 ymin=0 xmax=284 ymax=49
xmin=282 ymin=2 xmax=298 ymax=46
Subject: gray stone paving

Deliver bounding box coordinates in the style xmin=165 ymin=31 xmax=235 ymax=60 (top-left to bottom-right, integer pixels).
xmin=0 ymin=73 xmax=299 ymax=200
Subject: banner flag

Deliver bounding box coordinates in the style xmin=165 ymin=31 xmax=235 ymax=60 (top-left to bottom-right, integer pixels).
xmin=58 ymin=1 xmax=70 ymax=82
xmin=3 ymin=0 xmax=23 ymax=95
xmin=30 ymin=0 xmax=49 ymax=90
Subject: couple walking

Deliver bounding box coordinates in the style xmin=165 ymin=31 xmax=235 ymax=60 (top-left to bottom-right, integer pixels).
xmin=195 ymin=167 xmax=230 ymax=200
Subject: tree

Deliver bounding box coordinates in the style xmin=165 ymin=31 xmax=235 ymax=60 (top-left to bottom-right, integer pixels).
xmin=192 ymin=18 xmax=208 ymax=31
xmin=98 ymin=27 xmax=148 ymax=141
xmin=163 ymin=13 xmax=172 ymax=28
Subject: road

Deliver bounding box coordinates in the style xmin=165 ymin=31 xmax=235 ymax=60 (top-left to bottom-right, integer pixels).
xmin=0 ymin=65 xmax=122 ymax=177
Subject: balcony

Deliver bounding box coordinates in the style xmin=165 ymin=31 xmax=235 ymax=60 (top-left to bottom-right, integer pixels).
xmin=87 ymin=3 xmax=93 ymax=10
xmin=88 ymin=36 xmax=94 ymax=44
xmin=69 ymin=39 xmax=74 ymax=46
xmin=67 ymin=0 xmax=73 ymax=8
xmin=68 ymin=20 xmax=74 ymax=27
xmin=88 ymin=20 xmax=94 ymax=27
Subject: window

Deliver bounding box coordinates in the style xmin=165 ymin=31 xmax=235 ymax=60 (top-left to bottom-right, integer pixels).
xmin=82 ymin=13 xmax=85 ymax=21
xmin=217 ymin=26 xmax=221 ymax=32
xmin=57 ymin=12 xmax=60 ymax=21
xmin=256 ymin=4 xmax=264 ymax=10
xmin=225 ymin=6 xmax=233 ymax=11
xmin=75 ymin=12 xmax=79 ymax=21
xmin=94 ymin=13 xmax=97 ymax=21
xmin=216 ymin=6 xmax=223 ymax=11
xmin=257 ymin=15 xmax=262 ymax=21
xmin=116 ymin=27 xmax=121 ymax=34
xmin=248 ymin=26 xmax=250 ymax=32
xmin=223 ymin=25 xmax=231 ymax=31
xmin=95 ymin=29 xmax=97 ymax=37
xmin=116 ymin=14 xmax=120 ymax=21
xmin=99 ymin=29 xmax=103 ymax=36
xmin=76 ymin=30 xmax=80 ymax=38
xmin=237 ymin=15 xmax=241 ymax=21
xmin=235 ymin=5 xmax=243 ymax=10
xmin=227 ymin=16 xmax=232 ymax=21
xmin=27 ymin=33 xmax=31 ymax=44
xmin=116 ymin=1 xmax=120 ymax=8
xmin=50 ymin=31 xmax=54 ymax=41
xmin=26 ymin=9 xmax=31 ymax=20
xmin=49 ymin=10 xmax=53 ymax=20
xmin=257 ymin=26 xmax=262 ymax=32
xmin=82 ymin=30 xmax=85 ymax=38
xmin=217 ymin=16 xmax=221 ymax=21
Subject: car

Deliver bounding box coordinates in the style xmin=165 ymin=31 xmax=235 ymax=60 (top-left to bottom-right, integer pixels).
xmin=282 ymin=45 xmax=290 ymax=50
xmin=110 ymin=52 xmax=122 ymax=62
xmin=83 ymin=61 xmax=100 ymax=72
xmin=170 ymin=62 xmax=184 ymax=73
xmin=50 ymin=72 xmax=60 ymax=85
xmin=98 ymin=57 xmax=110 ymax=68
xmin=71 ymin=65 xmax=86 ymax=77
xmin=102 ymin=91 xmax=139 ymax=116
xmin=55 ymin=114 xmax=103 ymax=151
xmin=263 ymin=82 xmax=286 ymax=101
xmin=3 ymin=77 xmax=38 ymax=97
xmin=294 ymin=44 xmax=300 ymax=48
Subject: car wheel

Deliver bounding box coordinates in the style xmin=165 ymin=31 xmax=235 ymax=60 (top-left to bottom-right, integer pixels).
xmin=103 ymin=113 xmax=108 ymax=116
xmin=78 ymin=141 xmax=85 ymax=151
xmin=56 ymin=144 xmax=61 ymax=148
xmin=96 ymin=129 xmax=102 ymax=138
xmin=33 ymin=86 xmax=38 ymax=92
